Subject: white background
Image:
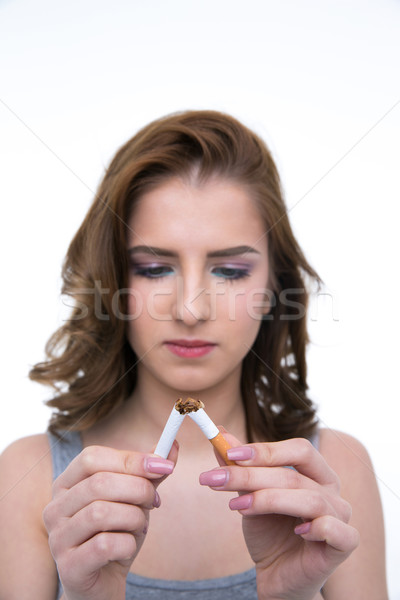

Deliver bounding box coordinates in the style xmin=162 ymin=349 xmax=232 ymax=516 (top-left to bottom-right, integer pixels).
xmin=1 ymin=0 xmax=399 ymax=596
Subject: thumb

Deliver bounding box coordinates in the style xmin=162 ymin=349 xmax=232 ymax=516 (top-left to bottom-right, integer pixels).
xmin=150 ymin=439 xmax=179 ymax=489
xmin=213 ymin=426 xmax=244 ymax=466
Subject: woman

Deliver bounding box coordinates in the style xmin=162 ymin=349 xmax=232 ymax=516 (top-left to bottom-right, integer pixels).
xmin=0 ymin=110 xmax=388 ymax=599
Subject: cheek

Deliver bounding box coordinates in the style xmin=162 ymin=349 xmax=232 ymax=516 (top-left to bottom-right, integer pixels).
xmin=127 ymin=288 xmax=144 ymax=320
xmin=221 ymin=293 xmax=263 ymax=359
xmin=127 ymin=282 xmax=175 ymax=322
xmin=217 ymin=286 xmax=270 ymax=323
xmin=246 ymin=288 xmax=273 ymax=318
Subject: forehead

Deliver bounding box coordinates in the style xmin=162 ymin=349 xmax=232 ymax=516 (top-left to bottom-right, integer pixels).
xmin=127 ymin=177 xmax=267 ymax=252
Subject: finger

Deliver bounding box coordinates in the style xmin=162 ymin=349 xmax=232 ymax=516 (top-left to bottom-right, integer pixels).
xmin=152 ymin=438 xmax=179 ymax=465
xmin=295 ymin=515 xmax=360 ymax=555
xmin=57 ymin=531 xmax=137 ymax=589
xmin=54 ymin=444 xmax=177 ymax=494
xmin=199 ymin=464 xmax=319 ymax=494
xmin=212 ymin=426 xmax=244 ymax=467
xmin=144 ymin=439 xmax=179 ymax=489
xmin=44 ymin=473 xmax=160 ymax=526
xmin=50 ymin=500 xmax=147 ymax=552
xmin=228 ymin=488 xmax=347 ymax=521
xmin=226 ymin=437 xmax=339 ymax=487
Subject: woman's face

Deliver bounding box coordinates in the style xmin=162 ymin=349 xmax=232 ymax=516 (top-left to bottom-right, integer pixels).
xmin=126 ymin=176 xmax=270 ymax=396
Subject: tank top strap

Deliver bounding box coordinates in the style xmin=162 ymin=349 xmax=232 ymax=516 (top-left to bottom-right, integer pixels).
xmin=308 ymin=427 xmax=320 ymax=451
xmin=47 ymin=430 xmax=83 ymax=480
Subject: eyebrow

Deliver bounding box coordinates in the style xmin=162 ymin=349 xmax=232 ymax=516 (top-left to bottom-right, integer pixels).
xmin=128 ymin=245 xmax=260 ymax=258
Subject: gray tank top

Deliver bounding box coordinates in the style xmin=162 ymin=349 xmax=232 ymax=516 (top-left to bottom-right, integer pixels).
xmin=48 ymin=429 xmax=319 ymax=599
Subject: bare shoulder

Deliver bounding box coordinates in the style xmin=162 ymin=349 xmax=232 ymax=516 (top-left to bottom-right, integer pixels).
xmin=0 ymin=434 xmax=58 ymax=599
xmin=1 ymin=432 xmax=51 ymax=461
xmin=0 ymin=433 xmax=53 ymax=507
xmin=318 ymin=428 xmax=389 ymax=599
xmin=318 ymin=427 xmax=374 ymax=476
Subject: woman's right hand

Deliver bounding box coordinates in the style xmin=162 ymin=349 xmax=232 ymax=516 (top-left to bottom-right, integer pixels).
xmin=43 ymin=442 xmax=178 ymax=600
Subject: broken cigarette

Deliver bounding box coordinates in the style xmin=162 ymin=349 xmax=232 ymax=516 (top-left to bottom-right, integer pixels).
xmin=154 ymin=398 xmax=204 ymax=458
xmin=187 ymin=404 xmax=235 ymax=466
xmin=154 ymin=397 xmax=235 ymax=465
xmin=175 ymin=397 xmax=205 ymax=414
xmin=154 ymin=404 xmax=185 ymax=458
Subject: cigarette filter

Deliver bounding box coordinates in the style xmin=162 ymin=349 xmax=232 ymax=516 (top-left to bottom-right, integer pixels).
xmin=189 ymin=407 xmax=235 ymax=465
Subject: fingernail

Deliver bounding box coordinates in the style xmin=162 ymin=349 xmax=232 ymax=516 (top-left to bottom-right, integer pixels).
xmin=142 ymin=522 xmax=149 ymax=535
xmin=226 ymin=446 xmax=255 ymax=461
xmin=199 ymin=469 xmax=229 ymax=487
xmin=229 ymin=494 xmax=253 ymax=510
xmin=144 ymin=457 xmax=174 ymax=474
xmin=294 ymin=521 xmax=311 ymax=535
xmin=153 ymin=490 xmax=161 ymax=508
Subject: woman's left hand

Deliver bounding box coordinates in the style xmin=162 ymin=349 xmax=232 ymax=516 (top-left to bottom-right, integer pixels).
xmin=199 ymin=431 xmax=359 ymax=600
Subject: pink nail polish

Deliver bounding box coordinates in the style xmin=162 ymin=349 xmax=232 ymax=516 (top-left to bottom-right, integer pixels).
xmin=294 ymin=521 xmax=311 ymax=535
xmin=199 ymin=469 xmax=228 ymax=487
xmin=145 ymin=457 xmax=174 ymax=474
xmin=229 ymin=494 xmax=253 ymax=510
xmin=226 ymin=446 xmax=254 ymax=461
xmin=153 ymin=491 xmax=161 ymax=508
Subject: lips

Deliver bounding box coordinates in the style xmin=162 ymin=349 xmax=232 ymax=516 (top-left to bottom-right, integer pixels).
xmin=164 ymin=339 xmax=216 ymax=358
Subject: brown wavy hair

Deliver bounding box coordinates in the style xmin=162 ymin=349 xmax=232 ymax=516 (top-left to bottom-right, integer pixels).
xmin=30 ymin=110 xmax=320 ymax=441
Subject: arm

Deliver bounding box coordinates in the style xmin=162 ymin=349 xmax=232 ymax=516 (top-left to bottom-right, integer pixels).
xmin=200 ymin=431 xmax=359 ymax=600
xmin=42 ymin=443 xmax=177 ymax=600
xmin=0 ymin=435 xmax=58 ymax=600
xmin=318 ymin=429 xmax=388 ymax=599
xmin=200 ymin=428 xmax=388 ymax=600
xmin=0 ymin=435 xmax=178 ymax=600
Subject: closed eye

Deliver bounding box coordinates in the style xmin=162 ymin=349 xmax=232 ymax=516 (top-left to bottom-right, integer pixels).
xmin=211 ymin=266 xmax=251 ymax=280
xmin=131 ymin=264 xmax=174 ymax=278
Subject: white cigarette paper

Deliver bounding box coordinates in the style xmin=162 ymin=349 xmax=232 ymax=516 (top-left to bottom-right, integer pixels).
xmin=154 ymin=407 xmax=185 ymax=458
xmin=189 ymin=407 xmax=235 ymax=465
xmin=154 ymin=398 xmax=235 ymax=465
xmin=188 ymin=408 xmax=219 ymax=439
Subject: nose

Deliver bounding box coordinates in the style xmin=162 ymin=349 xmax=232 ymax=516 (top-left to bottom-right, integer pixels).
xmin=172 ymin=274 xmax=211 ymax=325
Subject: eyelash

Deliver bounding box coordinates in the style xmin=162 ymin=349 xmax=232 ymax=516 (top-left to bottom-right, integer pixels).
xmin=211 ymin=267 xmax=251 ymax=281
xmin=130 ymin=264 xmax=252 ymax=281
xmin=131 ymin=265 xmax=174 ymax=279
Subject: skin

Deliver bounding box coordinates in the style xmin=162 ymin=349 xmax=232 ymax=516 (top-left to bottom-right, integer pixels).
xmin=204 ymin=430 xmax=363 ymax=599
xmin=0 ymin=177 xmax=388 ymax=599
